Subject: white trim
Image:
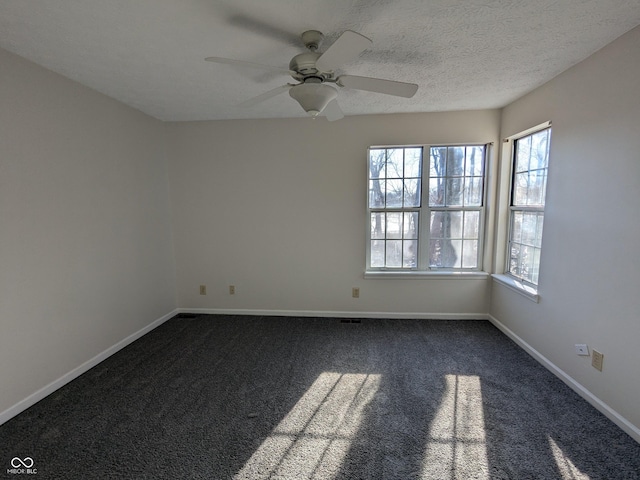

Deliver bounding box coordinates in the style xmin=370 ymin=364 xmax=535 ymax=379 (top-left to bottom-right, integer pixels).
xmin=370 ymin=142 xmax=492 ymax=148
xmin=502 ymin=120 xmax=552 ymax=143
xmin=0 ymin=308 xmax=179 ymax=427
xmin=488 ymin=314 xmax=640 ymax=444
xmin=365 ymin=271 xmax=489 ymax=280
xmin=492 ymin=273 xmax=539 ymax=302
xmin=178 ymin=307 xmax=489 ymax=320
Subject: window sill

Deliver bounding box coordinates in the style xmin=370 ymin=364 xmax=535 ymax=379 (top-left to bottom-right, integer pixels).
xmin=364 ymin=271 xmax=490 ymax=280
xmin=491 ymin=274 xmax=539 ymax=303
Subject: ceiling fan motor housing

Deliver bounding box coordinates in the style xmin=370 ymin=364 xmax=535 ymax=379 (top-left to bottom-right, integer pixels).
xmin=289 ymin=52 xmax=327 ymax=78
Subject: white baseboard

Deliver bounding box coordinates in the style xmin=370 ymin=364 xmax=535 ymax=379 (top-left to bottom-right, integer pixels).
xmin=488 ymin=314 xmax=640 ymax=444
xmin=178 ymin=307 xmax=489 ymax=320
xmin=11 ymin=309 xmax=634 ymax=446
xmin=0 ymin=308 xmax=179 ymax=427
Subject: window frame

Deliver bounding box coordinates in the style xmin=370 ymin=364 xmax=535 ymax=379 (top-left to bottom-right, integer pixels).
xmin=366 ymin=143 xmax=489 ymax=274
xmin=505 ymin=126 xmax=551 ymax=287
xmin=367 ymin=146 xmax=423 ymax=270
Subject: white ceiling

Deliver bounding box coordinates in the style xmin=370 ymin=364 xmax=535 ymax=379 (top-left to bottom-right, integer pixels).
xmin=1 ymin=1 xmax=639 ymax=122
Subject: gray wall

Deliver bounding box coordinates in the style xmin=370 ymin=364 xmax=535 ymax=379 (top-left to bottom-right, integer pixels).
xmin=166 ymin=111 xmax=500 ymax=317
xmin=490 ymin=25 xmax=640 ymax=434
xmin=0 ymin=48 xmax=177 ymax=415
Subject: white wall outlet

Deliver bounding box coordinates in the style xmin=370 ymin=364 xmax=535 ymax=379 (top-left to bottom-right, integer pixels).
xmin=352 ymin=287 xmax=360 ymax=298
xmin=199 ymin=285 xmax=207 ymax=295
xmin=592 ymin=350 xmax=604 ymax=371
xmin=575 ymin=344 xmax=589 ymax=356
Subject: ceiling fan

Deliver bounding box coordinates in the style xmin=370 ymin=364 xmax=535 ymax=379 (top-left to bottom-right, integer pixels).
xmin=205 ymin=29 xmax=418 ymax=121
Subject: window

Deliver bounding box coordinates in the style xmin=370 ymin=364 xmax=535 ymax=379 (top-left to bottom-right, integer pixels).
xmin=428 ymin=146 xmax=485 ymax=269
xmin=507 ymin=127 xmax=551 ymax=285
xmin=368 ymin=147 xmax=422 ymax=269
xmin=367 ymin=145 xmax=487 ymax=272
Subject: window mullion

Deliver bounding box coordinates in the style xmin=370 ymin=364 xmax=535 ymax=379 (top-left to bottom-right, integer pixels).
xmin=418 ymin=149 xmax=430 ymax=270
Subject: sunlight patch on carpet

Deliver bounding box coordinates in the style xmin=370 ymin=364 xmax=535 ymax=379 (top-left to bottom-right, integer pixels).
xmin=548 ymin=436 xmax=590 ymax=480
xmin=234 ymin=372 xmax=381 ymax=479
xmin=421 ymin=375 xmax=489 ymax=479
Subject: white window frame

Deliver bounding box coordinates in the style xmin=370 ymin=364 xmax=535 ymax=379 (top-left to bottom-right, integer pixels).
xmin=505 ymin=125 xmax=551 ymax=290
xmin=492 ymin=121 xmax=551 ymax=300
xmin=365 ymin=143 xmax=489 ymax=276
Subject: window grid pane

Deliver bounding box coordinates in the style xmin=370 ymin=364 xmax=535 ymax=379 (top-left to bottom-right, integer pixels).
xmin=369 ymin=147 xmax=423 ymax=210
xmin=429 ymin=210 xmax=481 ymax=269
xmin=508 ymin=242 xmax=542 ymax=284
xmin=369 ymin=211 xmax=419 ymax=268
xmin=429 ymin=146 xmax=485 ymax=208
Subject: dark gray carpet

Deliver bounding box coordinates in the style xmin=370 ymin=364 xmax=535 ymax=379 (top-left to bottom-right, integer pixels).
xmin=1 ymin=315 xmax=638 ymax=479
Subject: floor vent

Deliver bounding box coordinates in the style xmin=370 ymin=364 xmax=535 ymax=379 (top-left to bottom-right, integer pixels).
xmin=339 ymin=319 xmax=362 ymax=324
xmin=176 ymin=313 xmax=198 ymax=319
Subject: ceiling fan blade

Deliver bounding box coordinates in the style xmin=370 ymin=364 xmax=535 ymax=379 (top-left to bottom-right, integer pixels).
xmin=240 ymin=85 xmax=293 ymax=108
xmin=316 ymin=30 xmax=372 ymax=72
xmin=337 ymin=75 xmax=418 ymax=98
xmin=205 ymin=56 xmax=295 ymax=76
xmin=322 ymin=99 xmax=344 ymax=122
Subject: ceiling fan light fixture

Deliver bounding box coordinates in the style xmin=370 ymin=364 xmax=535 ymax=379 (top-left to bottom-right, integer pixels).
xmin=289 ymin=83 xmax=337 ymax=117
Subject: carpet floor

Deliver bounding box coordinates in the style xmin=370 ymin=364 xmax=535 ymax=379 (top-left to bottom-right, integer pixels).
xmin=1 ymin=315 xmax=638 ymax=479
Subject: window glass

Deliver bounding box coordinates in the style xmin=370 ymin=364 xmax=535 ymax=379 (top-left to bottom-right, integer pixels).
xmin=507 ymin=128 xmax=551 ymax=285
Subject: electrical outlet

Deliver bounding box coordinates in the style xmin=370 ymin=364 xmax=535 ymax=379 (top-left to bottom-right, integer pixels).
xmin=229 ymin=285 xmax=235 ymax=295
xmin=352 ymin=287 xmax=360 ymax=298
xmin=199 ymin=285 xmax=207 ymax=295
xmin=592 ymin=350 xmax=604 ymax=371
xmin=575 ymin=344 xmax=589 ymax=356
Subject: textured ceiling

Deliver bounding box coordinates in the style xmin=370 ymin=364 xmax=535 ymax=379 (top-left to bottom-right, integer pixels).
xmin=1 ymin=0 xmax=639 ymax=121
